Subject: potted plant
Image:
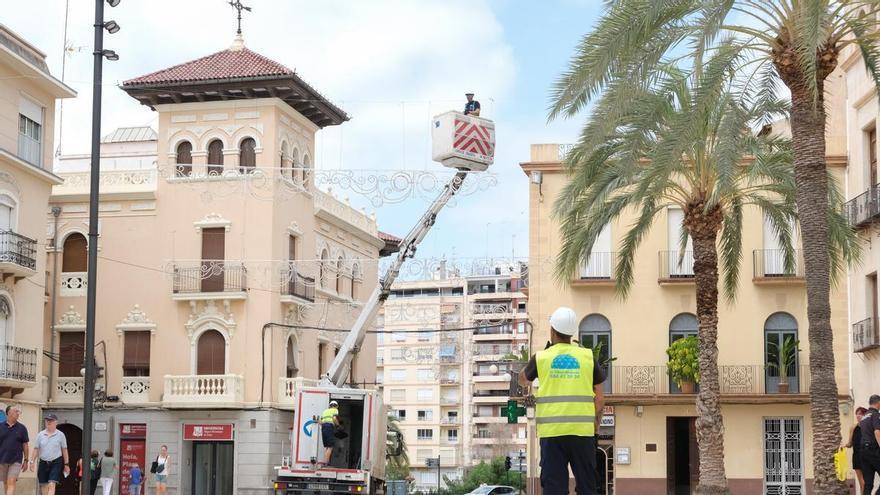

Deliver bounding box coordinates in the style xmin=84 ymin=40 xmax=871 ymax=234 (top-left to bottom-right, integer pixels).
xmin=666 ymin=336 xmax=699 ymax=394
xmin=769 ymin=336 xmax=800 ymax=393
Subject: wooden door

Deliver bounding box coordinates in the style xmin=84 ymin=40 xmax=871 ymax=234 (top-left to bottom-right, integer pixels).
xmin=201 ymin=228 xmax=225 ymax=292
xmin=196 ymin=330 xmax=225 ymax=375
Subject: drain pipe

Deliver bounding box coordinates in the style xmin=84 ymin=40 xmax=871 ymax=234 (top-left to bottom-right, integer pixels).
xmin=47 ymin=206 xmax=61 ymax=402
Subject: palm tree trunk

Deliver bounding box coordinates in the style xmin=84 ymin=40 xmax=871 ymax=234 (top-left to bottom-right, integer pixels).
xmin=788 ymin=82 xmax=848 ymax=495
xmin=686 ymin=205 xmax=729 ymax=495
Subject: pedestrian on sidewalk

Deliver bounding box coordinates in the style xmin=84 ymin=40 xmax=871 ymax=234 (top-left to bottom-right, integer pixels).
xmin=128 ymin=463 xmax=143 ymax=495
xmin=518 ymin=307 xmax=606 ymax=495
xmin=846 ymin=406 xmax=868 ymax=492
xmin=150 ymin=445 xmax=169 ymax=495
xmin=86 ymin=450 xmax=100 ymax=494
xmin=860 ymin=395 xmax=880 ymax=495
xmin=30 ymin=414 xmax=69 ymax=495
xmin=0 ymin=405 xmax=29 ymax=495
xmin=100 ymin=450 xmax=116 ymax=495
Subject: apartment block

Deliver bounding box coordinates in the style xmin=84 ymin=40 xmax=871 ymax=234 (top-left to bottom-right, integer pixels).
xmin=522 ymin=138 xmax=851 ymax=494
xmin=377 ymin=267 xmax=528 ymax=491
xmin=0 ymin=23 xmax=75 ymax=494
xmin=42 ymin=37 xmax=392 ymax=495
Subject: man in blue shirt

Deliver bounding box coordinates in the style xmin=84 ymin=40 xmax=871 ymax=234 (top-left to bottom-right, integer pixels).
xmin=0 ymin=405 xmax=29 ymax=495
xmin=464 ymin=93 xmax=481 ymax=117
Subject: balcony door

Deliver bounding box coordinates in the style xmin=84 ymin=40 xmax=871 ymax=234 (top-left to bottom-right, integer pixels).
xmin=667 ymin=208 xmax=693 ymax=277
xmin=201 ymin=228 xmax=225 ymax=293
xmin=669 ymin=313 xmax=698 ymax=393
xmin=0 ymin=196 xmax=12 ymax=232
xmin=762 ymin=213 xmax=798 ymax=276
xmin=764 ymin=313 xmax=799 ymax=393
xmin=579 ymin=314 xmax=612 ymax=393
xmin=197 ymin=330 xmax=226 ymax=375
xmin=580 ymin=223 xmax=611 ymax=279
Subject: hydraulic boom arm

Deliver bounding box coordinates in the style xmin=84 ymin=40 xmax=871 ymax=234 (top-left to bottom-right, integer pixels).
xmin=323 ymin=171 xmax=469 ymax=387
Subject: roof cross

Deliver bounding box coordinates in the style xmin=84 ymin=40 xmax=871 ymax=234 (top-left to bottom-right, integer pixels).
xmin=228 ymin=0 xmax=252 ymax=35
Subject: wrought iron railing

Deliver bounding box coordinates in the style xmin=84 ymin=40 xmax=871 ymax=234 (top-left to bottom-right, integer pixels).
xmin=0 ymin=344 xmax=37 ymax=382
xmin=172 ymin=262 xmax=247 ymax=294
xmin=608 ymin=364 xmax=810 ymax=395
xmin=753 ymin=250 xmax=804 ymax=279
xmin=853 ymin=317 xmax=880 ymax=353
xmin=658 ymin=250 xmax=694 ymax=279
xmin=845 ymin=186 xmax=880 ymax=227
xmin=578 ymin=252 xmax=616 ymax=280
xmin=280 ymin=266 xmax=315 ymax=302
xmin=0 ymin=231 xmax=36 ymax=271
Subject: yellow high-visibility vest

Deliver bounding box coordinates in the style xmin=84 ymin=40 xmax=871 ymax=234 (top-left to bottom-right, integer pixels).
xmin=320 ymin=407 xmax=338 ymax=424
xmin=535 ymin=343 xmax=596 ymax=438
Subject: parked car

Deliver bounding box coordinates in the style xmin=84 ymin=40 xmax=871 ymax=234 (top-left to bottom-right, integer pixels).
xmin=465 ymin=486 xmax=518 ymax=495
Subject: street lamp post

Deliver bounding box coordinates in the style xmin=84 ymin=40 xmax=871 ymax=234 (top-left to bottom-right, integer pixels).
xmin=82 ymin=1 xmax=119 ymax=493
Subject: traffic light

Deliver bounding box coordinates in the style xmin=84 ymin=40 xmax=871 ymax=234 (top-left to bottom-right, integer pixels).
xmin=504 ymin=456 xmax=512 ymax=470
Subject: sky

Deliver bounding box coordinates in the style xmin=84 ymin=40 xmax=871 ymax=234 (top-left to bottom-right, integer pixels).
xmin=5 ymin=0 xmax=602 ymax=272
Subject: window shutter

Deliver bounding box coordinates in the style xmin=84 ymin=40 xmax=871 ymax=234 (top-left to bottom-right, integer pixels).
xmin=123 ymin=331 xmax=151 ymax=371
xmin=58 ymin=332 xmax=85 ymax=377
xmin=19 ymin=96 xmax=42 ymax=125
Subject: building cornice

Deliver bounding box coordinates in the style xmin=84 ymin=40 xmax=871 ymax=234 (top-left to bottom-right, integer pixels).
xmin=0 ymin=148 xmax=63 ymax=185
xmin=520 ymin=154 xmax=848 ymax=175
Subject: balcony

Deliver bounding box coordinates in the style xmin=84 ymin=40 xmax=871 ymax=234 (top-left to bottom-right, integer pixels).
xmin=440 ymin=377 xmax=460 ymax=385
xmin=377 ymin=357 xmax=385 ymax=367
xmin=277 ymin=377 xmax=321 ymax=409
xmin=606 ymin=365 xmax=810 ymax=402
xmin=753 ymin=250 xmax=804 ymax=283
xmin=472 ymin=374 xmax=512 ymax=383
xmin=471 ymin=303 xmax=515 ymax=321
xmin=845 ymin=186 xmax=880 ymax=227
xmin=853 ymin=317 xmax=880 ymax=353
xmin=0 ymin=345 xmax=37 ymax=395
xmin=472 ymin=343 xmax=522 ymax=360
xmin=171 ymin=262 xmax=247 ymax=300
xmin=440 ymin=396 xmax=461 ymax=405
xmin=440 ymin=417 xmax=460 ymax=425
xmin=0 ymin=231 xmax=36 ymax=280
xmin=658 ymin=250 xmax=694 ymax=283
xmin=573 ymin=252 xmax=616 ymax=285
xmin=280 ymin=266 xmax=315 ymax=303
xmin=121 ymin=376 xmax=151 ymax=404
xmin=162 ymin=374 xmax=244 ymax=408
xmin=472 ymin=325 xmax=521 ymax=341
xmin=54 ymin=377 xmax=84 ymax=404
xmin=60 ymin=272 xmax=87 ymax=296
xmin=472 ymin=391 xmax=510 ymax=404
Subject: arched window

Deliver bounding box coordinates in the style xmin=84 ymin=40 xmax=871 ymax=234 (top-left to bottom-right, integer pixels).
xmin=579 ymin=314 xmax=611 ymax=392
xmin=286 ymin=335 xmax=299 ymax=378
xmin=291 ymin=149 xmax=300 ymax=182
xmin=62 ymin=233 xmax=87 ymax=272
xmin=207 ymin=139 xmax=224 ymax=175
xmin=280 ymin=142 xmax=290 ymax=179
xmin=319 ymin=249 xmax=329 ymax=288
xmin=175 ymin=141 xmax=193 ymax=177
xmin=196 ymin=330 xmax=226 ymax=375
xmin=302 ymin=154 xmax=311 ymax=188
xmin=0 ymin=297 xmax=10 ymax=344
xmin=239 ymin=137 xmax=256 ymax=173
xmin=351 ymin=264 xmax=360 ymax=300
xmin=336 ymin=257 xmax=344 ymax=294
xmin=764 ymin=312 xmax=800 ymax=393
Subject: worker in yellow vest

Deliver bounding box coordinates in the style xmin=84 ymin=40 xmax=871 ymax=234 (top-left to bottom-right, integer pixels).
xmin=519 ymin=307 xmax=606 ymax=495
xmin=320 ymin=400 xmax=340 ymax=465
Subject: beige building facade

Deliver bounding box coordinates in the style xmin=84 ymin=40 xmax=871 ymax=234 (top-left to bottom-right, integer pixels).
xmin=377 ymin=268 xmax=528 ymax=491
xmin=42 ymin=38 xmax=387 ymax=495
xmin=522 ymin=140 xmax=851 ymax=494
xmin=0 ymin=23 xmax=74 ymax=494
xmin=841 ymin=39 xmax=880 ymax=431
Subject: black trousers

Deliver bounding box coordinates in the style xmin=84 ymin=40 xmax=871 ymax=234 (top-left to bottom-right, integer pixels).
xmin=862 ymin=448 xmax=880 ymax=495
xmin=539 ymin=435 xmax=599 ymax=495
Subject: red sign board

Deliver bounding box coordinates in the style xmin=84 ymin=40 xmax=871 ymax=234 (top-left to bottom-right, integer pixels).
xmin=119 ymin=424 xmax=147 ymax=495
xmin=120 ymin=423 xmax=147 ymax=438
xmin=183 ymin=423 xmax=234 ymax=441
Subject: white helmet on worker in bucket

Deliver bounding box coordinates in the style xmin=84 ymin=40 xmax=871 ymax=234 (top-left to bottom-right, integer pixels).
xmin=549 ymin=307 xmax=578 ymax=336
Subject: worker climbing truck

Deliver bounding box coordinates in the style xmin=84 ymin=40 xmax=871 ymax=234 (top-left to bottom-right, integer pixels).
xmin=272 ymin=111 xmax=495 ymax=494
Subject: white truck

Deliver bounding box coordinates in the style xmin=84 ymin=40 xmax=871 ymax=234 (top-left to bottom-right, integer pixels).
xmin=273 ymin=111 xmax=495 ymax=495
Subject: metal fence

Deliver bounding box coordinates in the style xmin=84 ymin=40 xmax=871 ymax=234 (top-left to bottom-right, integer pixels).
xmin=753 ymin=250 xmax=804 ymax=279
xmin=609 ymin=364 xmax=811 ymax=395
xmin=0 ymin=231 xmax=36 ymax=271
xmin=172 ymin=262 xmax=247 ymax=293
xmin=0 ymin=344 xmax=37 ymax=382
xmin=280 ymin=266 xmax=315 ymax=302
xmin=853 ymin=317 xmax=880 ymax=353
xmin=845 ymin=186 xmax=880 ymax=227
xmin=658 ymin=250 xmax=694 ymax=279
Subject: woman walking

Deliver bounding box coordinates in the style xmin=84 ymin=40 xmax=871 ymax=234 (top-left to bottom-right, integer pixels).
xmin=151 ymin=445 xmax=169 ymax=495
xmin=99 ymin=450 xmax=116 ymax=495
xmin=846 ymin=407 xmax=868 ymax=492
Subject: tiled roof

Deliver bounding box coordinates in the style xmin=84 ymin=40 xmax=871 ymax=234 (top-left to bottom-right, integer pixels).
xmin=378 ymin=231 xmax=402 ymax=244
xmin=101 ymin=126 xmax=157 ymax=143
xmin=123 ymin=47 xmax=295 ymax=87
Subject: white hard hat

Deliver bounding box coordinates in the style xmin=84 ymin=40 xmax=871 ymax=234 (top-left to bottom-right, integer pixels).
xmin=549 ymin=307 xmax=578 ymax=336
xmin=329 ymin=400 xmax=339 ymax=406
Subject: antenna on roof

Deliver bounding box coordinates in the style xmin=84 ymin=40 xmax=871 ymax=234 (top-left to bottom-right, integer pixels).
xmin=228 ymin=0 xmax=252 ymax=36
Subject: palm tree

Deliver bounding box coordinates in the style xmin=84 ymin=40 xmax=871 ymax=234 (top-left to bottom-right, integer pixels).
xmin=549 ymin=2 xmax=876 ymax=491
xmin=553 ymin=49 xmax=852 ymax=493
xmin=386 ymin=413 xmax=409 ymax=468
